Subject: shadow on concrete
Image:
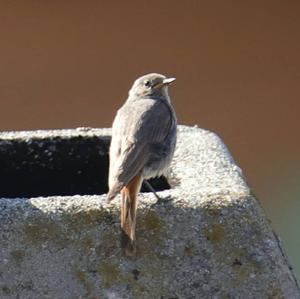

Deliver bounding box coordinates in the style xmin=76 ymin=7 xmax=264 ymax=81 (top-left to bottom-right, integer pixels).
xmin=0 ymin=135 xmax=170 ymax=198
xmin=1 ymin=195 xmax=297 ymax=299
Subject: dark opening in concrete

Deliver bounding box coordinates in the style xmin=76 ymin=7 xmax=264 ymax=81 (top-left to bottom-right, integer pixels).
xmin=0 ymin=135 xmax=170 ymax=198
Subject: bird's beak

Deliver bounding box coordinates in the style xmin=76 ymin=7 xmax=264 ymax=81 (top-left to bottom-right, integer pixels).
xmin=153 ymin=77 xmax=176 ymax=89
xmin=162 ymin=77 xmax=176 ymax=85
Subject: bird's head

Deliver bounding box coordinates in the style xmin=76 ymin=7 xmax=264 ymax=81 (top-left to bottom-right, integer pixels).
xmin=129 ymin=73 xmax=176 ymax=100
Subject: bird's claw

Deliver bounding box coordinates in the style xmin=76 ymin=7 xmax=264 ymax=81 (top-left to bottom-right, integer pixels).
xmin=151 ymin=195 xmax=173 ymax=207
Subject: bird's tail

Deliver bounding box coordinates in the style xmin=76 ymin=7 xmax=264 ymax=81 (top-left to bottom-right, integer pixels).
xmin=107 ymin=182 xmax=123 ymax=202
xmin=120 ymin=174 xmax=142 ymax=257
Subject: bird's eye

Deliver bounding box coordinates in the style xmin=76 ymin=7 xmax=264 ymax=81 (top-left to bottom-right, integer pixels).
xmin=144 ymin=80 xmax=151 ymax=87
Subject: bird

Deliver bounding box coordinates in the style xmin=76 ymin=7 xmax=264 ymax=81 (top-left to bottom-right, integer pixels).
xmin=107 ymin=73 xmax=177 ymax=256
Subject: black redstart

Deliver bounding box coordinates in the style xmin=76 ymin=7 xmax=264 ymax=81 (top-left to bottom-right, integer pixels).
xmin=107 ymin=73 xmax=177 ymax=256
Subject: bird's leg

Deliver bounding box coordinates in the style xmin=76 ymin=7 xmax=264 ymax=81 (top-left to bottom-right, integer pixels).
xmin=143 ymin=180 xmax=162 ymax=202
xmin=120 ymin=174 xmax=142 ymax=257
xmin=144 ymin=180 xmax=172 ymax=206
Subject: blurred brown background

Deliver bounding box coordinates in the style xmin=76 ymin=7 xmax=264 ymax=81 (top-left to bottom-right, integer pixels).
xmin=0 ymin=1 xmax=299 ymax=280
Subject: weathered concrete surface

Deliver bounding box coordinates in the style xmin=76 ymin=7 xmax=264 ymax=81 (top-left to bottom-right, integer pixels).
xmin=0 ymin=126 xmax=299 ymax=299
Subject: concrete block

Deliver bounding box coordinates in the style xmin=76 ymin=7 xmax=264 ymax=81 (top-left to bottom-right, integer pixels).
xmin=0 ymin=126 xmax=299 ymax=298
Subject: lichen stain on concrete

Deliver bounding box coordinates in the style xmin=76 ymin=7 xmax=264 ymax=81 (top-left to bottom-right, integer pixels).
xmin=96 ymin=261 xmax=154 ymax=298
xmin=23 ymin=219 xmax=67 ymax=246
xmin=265 ymin=284 xmax=284 ymax=299
xmin=140 ymin=210 xmax=166 ymax=231
xmin=231 ymin=247 xmax=247 ymax=259
xmin=1 ymin=285 xmax=11 ymax=296
xmin=73 ymin=267 xmax=92 ymax=296
xmin=96 ymin=232 xmax=118 ymax=258
xmin=63 ymin=208 xmax=113 ymax=232
xmin=137 ymin=210 xmax=167 ymax=251
xmin=204 ymin=224 xmax=225 ymax=246
xmin=1 ymin=280 xmax=33 ymax=297
xmin=184 ymin=245 xmax=195 ymax=257
xmin=97 ymin=261 xmax=122 ymax=288
xmin=201 ymin=203 xmax=266 ymax=285
xmin=23 ymin=208 xmax=117 ymax=249
xmin=80 ymin=235 xmax=95 ymax=253
xmin=202 ymin=201 xmax=224 ymax=218
xmin=230 ymin=248 xmax=263 ymax=284
xmin=232 ymin=264 xmax=252 ymax=283
xmin=219 ymin=293 xmax=231 ymax=299
xmin=10 ymin=249 xmax=25 ymax=264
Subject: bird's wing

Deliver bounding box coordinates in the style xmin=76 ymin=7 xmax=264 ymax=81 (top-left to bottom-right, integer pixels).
xmin=108 ymin=98 xmax=174 ymax=200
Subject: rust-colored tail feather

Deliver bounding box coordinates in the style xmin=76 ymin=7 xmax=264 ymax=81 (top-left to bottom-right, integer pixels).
xmin=120 ymin=174 xmax=142 ymax=257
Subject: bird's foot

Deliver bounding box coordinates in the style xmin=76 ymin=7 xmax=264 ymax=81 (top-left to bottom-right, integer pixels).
xmin=151 ymin=195 xmax=173 ymax=207
xmin=144 ymin=179 xmax=173 ymax=206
